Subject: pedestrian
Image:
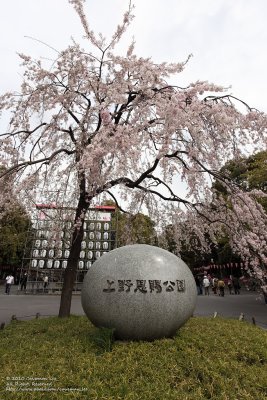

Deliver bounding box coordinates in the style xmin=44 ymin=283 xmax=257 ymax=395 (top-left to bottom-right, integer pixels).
xmin=232 ymin=276 xmax=241 ymax=294
xmin=5 ymin=274 xmax=15 ymax=295
xmin=20 ymin=273 xmax=28 ymax=291
xmin=217 ymin=278 xmax=225 ymax=297
xmin=203 ymin=275 xmax=210 ymax=295
xmin=227 ymin=277 xmax=233 ymax=294
xmin=212 ymin=277 xmax=218 ymax=294
xmin=43 ymin=275 xmax=49 ymax=290
xmin=195 ymin=276 xmax=202 ymax=295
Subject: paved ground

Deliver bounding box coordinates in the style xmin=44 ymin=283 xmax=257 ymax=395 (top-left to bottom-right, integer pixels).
xmin=194 ymin=291 xmax=267 ymax=329
xmin=0 ymin=285 xmax=266 ymax=329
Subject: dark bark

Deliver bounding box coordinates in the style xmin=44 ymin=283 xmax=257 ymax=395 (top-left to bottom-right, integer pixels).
xmin=58 ymin=190 xmax=89 ymax=318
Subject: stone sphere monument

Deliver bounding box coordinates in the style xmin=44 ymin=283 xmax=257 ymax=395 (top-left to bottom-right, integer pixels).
xmin=81 ymin=244 xmax=197 ymax=340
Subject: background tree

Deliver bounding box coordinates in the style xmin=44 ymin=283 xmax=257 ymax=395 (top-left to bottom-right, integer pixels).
xmin=214 ymin=150 xmax=267 ymax=210
xmin=116 ymin=212 xmax=157 ymax=247
xmin=102 ymin=200 xmax=157 ymax=247
xmin=0 ymin=166 xmax=31 ymax=275
xmin=1 ymin=0 xmax=267 ymax=316
xmin=158 ymin=224 xmax=198 ymax=269
xmin=0 ymin=205 xmax=30 ymax=270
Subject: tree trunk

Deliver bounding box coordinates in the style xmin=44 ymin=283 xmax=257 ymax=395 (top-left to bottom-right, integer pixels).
xmin=58 ymin=192 xmax=89 ymax=318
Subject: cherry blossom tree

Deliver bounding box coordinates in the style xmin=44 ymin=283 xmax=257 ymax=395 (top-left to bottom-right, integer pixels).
xmin=1 ymin=0 xmax=267 ymax=316
xmin=160 ymin=151 xmax=267 ymax=277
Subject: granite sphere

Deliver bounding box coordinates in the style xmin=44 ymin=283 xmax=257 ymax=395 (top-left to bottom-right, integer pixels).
xmin=81 ymin=244 xmax=197 ymax=340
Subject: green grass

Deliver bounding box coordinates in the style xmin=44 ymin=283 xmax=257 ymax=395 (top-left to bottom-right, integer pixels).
xmin=0 ymin=316 xmax=266 ymax=400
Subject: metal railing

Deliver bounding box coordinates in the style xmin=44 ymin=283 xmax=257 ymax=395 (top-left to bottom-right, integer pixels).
xmin=17 ymin=280 xmax=83 ymax=294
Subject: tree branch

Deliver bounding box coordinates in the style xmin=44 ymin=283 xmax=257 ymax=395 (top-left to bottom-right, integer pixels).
xmin=0 ymin=148 xmax=76 ymax=178
xmin=67 ymin=109 xmax=80 ymax=125
xmin=0 ymin=123 xmax=47 ymax=138
xmin=106 ymin=190 xmax=130 ymax=214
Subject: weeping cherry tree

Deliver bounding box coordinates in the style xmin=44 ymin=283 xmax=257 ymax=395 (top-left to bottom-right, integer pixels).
xmin=1 ymin=0 xmax=267 ymax=316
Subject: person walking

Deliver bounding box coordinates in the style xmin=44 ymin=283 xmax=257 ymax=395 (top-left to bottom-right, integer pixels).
xmin=227 ymin=277 xmax=233 ymax=294
xmin=5 ymin=274 xmax=14 ymax=295
xmin=212 ymin=277 xmax=218 ymax=295
xmin=195 ymin=276 xmax=202 ymax=295
xmin=20 ymin=273 xmax=28 ymax=292
xmin=203 ymin=275 xmax=210 ymax=296
xmin=43 ymin=275 xmax=49 ymax=291
xmin=217 ymin=278 xmax=225 ymax=297
xmin=232 ymin=277 xmax=241 ymax=294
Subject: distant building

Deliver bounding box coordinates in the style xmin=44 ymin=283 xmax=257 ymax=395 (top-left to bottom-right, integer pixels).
xmin=20 ymin=204 xmax=117 ymax=293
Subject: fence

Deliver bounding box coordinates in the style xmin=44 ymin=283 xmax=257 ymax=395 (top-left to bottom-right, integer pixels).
xmin=1 ymin=311 xmax=266 ymax=330
xmin=17 ymin=280 xmax=83 ymax=294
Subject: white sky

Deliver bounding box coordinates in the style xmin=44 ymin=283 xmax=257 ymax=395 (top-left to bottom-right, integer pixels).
xmin=1 ymin=0 xmax=267 ymax=113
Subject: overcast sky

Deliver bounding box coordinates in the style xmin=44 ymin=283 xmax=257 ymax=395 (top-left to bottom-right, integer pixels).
xmin=1 ymin=0 xmax=267 ymax=113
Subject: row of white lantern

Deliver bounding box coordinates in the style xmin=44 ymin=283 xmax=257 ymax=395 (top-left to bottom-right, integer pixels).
xmin=32 ymin=248 xmax=109 ymax=258
xmin=31 ymin=259 xmax=94 ymax=269
xmin=36 ymin=221 xmax=73 ymax=229
xmin=34 ymin=238 xmax=110 ymax=249
xmin=83 ymin=222 xmax=110 ymax=230
xmin=35 ymin=222 xmax=110 ymax=236
xmin=35 ymin=231 xmax=110 ymax=241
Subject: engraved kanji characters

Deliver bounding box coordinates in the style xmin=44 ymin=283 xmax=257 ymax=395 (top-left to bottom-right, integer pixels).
xmin=148 ymin=280 xmax=162 ymax=293
xmin=163 ymin=281 xmax=176 ymax=292
xmin=118 ymin=280 xmax=133 ymax=292
xmin=103 ymin=278 xmax=186 ymax=293
xmin=176 ymin=279 xmax=185 ymax=292
xmin=103 ymin=280 xmax=115 ymax=292
xmin=134 ymin=280 xmax=147 ymax=293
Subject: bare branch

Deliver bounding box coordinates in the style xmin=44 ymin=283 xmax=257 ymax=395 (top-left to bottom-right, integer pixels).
xmin=24 ymin=36 xmax=60 ymax=54
xmin=106 ymin=190 xmax=130 ymax=214
xmin=67 ymin=109 xmax=80 ymax=125
xmin=0 ymin=148 xmax=76 ymax=178
xmin=0 ymin=123 xmax=47 ymax=138
xmin=132 ymin=158 xmax=160 ymax=187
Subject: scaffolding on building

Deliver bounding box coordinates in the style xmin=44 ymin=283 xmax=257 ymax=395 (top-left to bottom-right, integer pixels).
xmin=18 ymin=204 xmax=117 ymax=294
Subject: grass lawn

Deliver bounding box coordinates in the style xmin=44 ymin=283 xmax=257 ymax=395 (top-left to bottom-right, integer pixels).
xmin=0 ymin=316 xmax=266 ymax=400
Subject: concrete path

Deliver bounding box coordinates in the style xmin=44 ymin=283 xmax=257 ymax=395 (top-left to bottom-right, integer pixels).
xmin=0 ymin=285 xmax=266 ymax=329
xmin=194 ymin=291 xmax=267 ymax=329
